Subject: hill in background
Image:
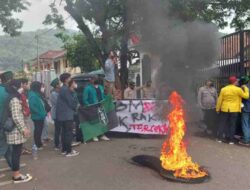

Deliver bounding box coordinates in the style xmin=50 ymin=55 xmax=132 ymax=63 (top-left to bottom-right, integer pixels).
xmin=0 ymin=29 xmax=74 ymax=71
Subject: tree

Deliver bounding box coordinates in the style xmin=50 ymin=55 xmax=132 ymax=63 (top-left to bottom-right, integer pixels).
xmin=44 ymin=0 xmax=250 ymax=89
xmin=45 ymin=1 xmax=127 ymax=64
xmin=56 ymin=32 xmax=99 ymax=72
xmin=0 ymin=0 xmax=29 ymax=36
xmin=128 ymin=0 xmax=250 ymax=31
xmin=44 ymin=0 xmax=129 ymax=88
xmin=165 ymin=0 xmax=250 ymax=30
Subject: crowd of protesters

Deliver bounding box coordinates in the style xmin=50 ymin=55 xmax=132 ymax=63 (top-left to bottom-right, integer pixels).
xmin=198 ymin=76 xmax=250 ymax=145
xmin=3 ymin=49 xmax=250 ymax=184
xmin=0 ymin=72 xmax=112 ymax=183
xmin=0 ymin=51 xmax=121 ymax=183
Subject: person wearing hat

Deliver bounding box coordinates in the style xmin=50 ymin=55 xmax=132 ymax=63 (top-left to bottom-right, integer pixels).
xmin=198 ymin=79 xmax=218 ymax=136
xmin=0 ymin=72 xmax=14 ymax=116
xmin=0 ymin=71 xmax=14 ymax=84
xmin=50 ymin=78 xmax=62 ymax=150
xmin=216 ymin=76 xmax=249 ymax=144
xmin=0 ymin=71 xmax=13 ymax=177
xmin=83 ymin=75 xmax=110 ymax=142
xmin=239 ymin=76 xmax=250 ymax=146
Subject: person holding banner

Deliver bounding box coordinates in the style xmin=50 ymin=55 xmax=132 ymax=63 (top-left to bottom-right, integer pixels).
xmin=124 ymin=81 xmax=144 ymax=99
xmin=142 ymin=81 xmax=156 ymax=99
xmin=83 ymin=76 xmax=110 ymax=142
xmin=68 ymin=79 xmax=82 ymax=146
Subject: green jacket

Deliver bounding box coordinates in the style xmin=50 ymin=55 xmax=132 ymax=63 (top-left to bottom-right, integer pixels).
xmin=28 ymin=91 xmax=47 ymax=120
xmin=83 ymin=84 xmax=105 ymax=106
xmin=0 ymin=85 xmax=8 ymax=120
xmin=0 ymin=85 xmax=9 ymax=156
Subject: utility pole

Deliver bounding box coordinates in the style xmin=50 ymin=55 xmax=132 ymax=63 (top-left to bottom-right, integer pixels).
xmin=35 ymin=34 xmax=39 ymax=71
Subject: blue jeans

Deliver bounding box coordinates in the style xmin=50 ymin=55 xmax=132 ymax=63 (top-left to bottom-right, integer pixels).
xmin=241 ymin=112 xmax=250 ymax=143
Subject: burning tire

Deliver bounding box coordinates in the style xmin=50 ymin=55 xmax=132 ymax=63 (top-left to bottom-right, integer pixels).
xmin=131 ymin=92 xmax=210 ymax=184
xmin=132 ymin=155 xmax=210 ymax=184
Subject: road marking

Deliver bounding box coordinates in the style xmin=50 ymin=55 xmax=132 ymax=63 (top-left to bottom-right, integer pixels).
xmin=0 ymin=163 xmax=26 ymax=172
xmin=0 ymin=180 xmax=12 ymax=187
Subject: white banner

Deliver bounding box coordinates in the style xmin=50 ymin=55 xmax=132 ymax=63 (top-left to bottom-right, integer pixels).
xmin=112 ymin=100 xmax=169 ymax=135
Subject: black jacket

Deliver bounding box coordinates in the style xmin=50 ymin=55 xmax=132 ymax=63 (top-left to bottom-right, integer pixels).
xmin=56 ymin=85 xmax=78 ymax=121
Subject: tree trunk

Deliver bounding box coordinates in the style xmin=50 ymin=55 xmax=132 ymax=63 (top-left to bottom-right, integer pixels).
xmin=65 ymin=1 xmax=106 ymax=68
xmin=120 ymin=38 xmax=129 ymax=91
xmin=119 ymin=7 xmax=129 ymax=95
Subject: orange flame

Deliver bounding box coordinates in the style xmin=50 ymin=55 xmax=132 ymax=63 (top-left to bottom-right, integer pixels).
xmin=160 ymin=91 xmax=208 ymax=179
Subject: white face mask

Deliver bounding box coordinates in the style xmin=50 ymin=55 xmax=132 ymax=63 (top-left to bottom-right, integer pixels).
xmin=17 ymin=88 xmax=24 ymax=94
xmin=41 ymin=87 xmax=45 ymax=93
xmin=74 ymin=83 xmax=78 ymax=89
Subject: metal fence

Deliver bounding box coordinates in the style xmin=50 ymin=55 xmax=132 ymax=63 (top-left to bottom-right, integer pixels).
xmin=217 ymin=30 xmax=250 ymax=87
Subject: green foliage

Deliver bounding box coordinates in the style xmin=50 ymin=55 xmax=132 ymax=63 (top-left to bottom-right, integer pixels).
xmin=45 ymin=0 xmax=128 ymax=66
xmin=44 ymin=0 xmax=250 ymax=88
xmin=45 ymin=0 xmax=250 ymax=64
xmin=166 ymin=0 xmax=250 ymax=30
xmin=129 ymin=0 xmax=250 ymax=31
xmin=0 ymin=0 xmax=29 ymax=36
xmin=0 ymin=29 xmax=70 ymax=71
xmin=43 ymin=3 xmax=65 ymax=29
xmin=56 ymin=32 xmax=100 ymax=72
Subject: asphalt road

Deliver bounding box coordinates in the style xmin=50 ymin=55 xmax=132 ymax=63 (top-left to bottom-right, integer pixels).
xmin=1 ymin=127 xmax=250 ymax=190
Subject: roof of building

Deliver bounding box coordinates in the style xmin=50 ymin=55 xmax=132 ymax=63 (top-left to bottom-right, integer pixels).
xmin=39 ymin=50 xmax=66 ymax=60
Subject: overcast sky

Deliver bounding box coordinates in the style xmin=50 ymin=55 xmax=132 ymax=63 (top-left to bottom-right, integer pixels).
xmin=2 ymin=0 xmax=235 ymax=34
xmin=16 ymin=0 xmax=78 ymax=32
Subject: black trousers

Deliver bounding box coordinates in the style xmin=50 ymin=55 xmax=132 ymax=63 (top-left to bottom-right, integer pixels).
xmin=202 ymin=109 xmax=218 ymax=136
xmin=33 ymin=120 xmax=45 ymax=148
xmin=4 ymin=145 xmax=12 ymax=168
xmin=11 ymin=144 xmax=23 ymax=172
xmin=60 ymin=121 xmax=73 ymax=154
xmin=74 ymin=115 xmax=83 ymax=143
xmin=217 ymin=112 xmax=239 ymax=141
xmin=54 ymin=120 xmax=62 ymax=148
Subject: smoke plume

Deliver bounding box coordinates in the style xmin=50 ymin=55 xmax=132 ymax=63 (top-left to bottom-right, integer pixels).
xmin=127 ymin=0 xmax=221 ymax=122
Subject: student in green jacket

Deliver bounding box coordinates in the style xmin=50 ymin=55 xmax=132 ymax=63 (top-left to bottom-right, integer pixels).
xmin=28 ymin=81 xmax=47 ymax=149
xmin=82 ymin=76 xmax=110 ymax=142
xmin=0 ymin=71 xmax=13 ymax=177
xmin=83 ymin=76 xmax=105 ymax=106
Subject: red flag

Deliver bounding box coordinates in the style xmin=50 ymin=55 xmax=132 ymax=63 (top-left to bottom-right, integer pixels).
xmin=130 ymin=34 xmax=140 ymax=45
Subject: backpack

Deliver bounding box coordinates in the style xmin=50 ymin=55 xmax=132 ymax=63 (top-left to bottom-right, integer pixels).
xmin=42 ymin=96 xmax=51 ymax=113
xmin=0 ymin=96 xmax=15 ymax=132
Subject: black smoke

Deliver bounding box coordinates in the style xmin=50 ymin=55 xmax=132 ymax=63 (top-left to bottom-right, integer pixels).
xmin=127 ymin=0 xmax=220 ymax=121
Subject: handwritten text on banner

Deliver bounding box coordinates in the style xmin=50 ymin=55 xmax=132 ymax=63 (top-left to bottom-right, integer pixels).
xmin=112 ymin=100 xmax=169 ymax=135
